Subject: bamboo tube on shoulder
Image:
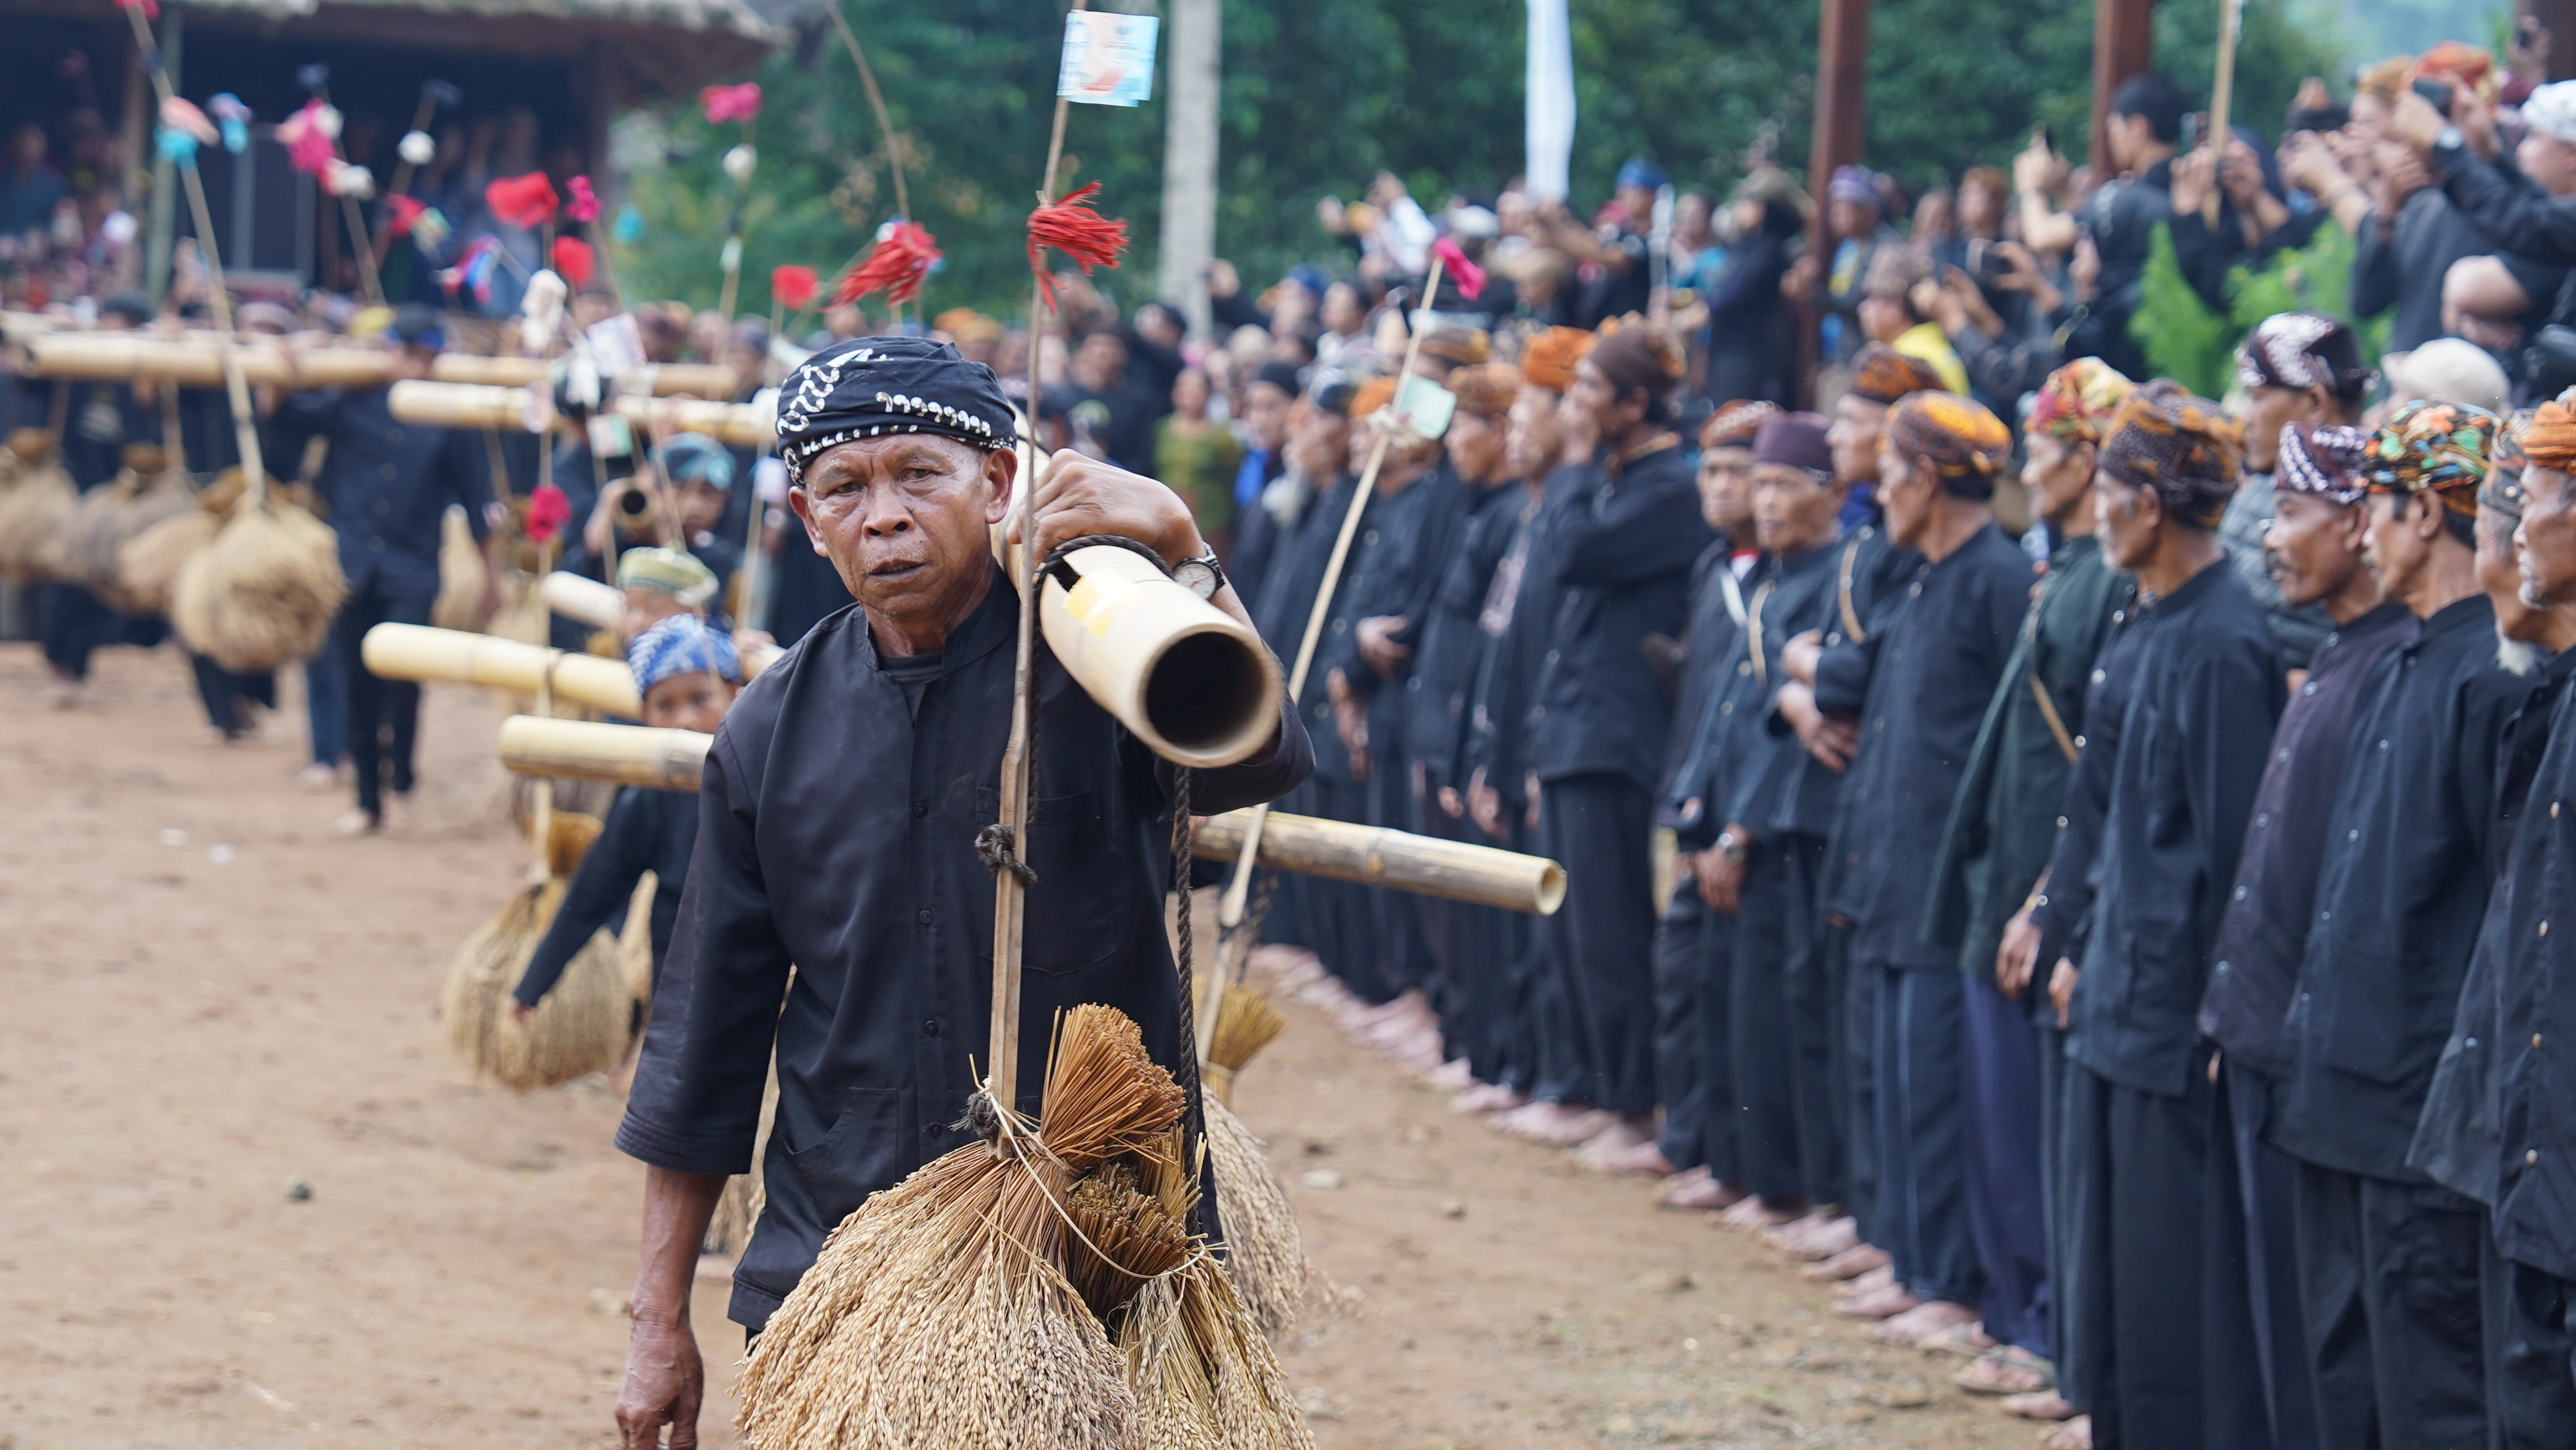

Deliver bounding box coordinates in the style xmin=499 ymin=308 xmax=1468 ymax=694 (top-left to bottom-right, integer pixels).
xmin=499 ymin=716 xmax=710 ymax=791
xmin=1194 ymin=808 xmax=1566 ymax=915
xmin=387 ymin=380 xmax=775 ymax=448
xmin=363 ymin=622 xmax=643 ymax=716
xmin=1037 ymin=542 xmax=1282 ymax=769
xmin=541 ymin=571 xmax=624 ymax=631
xmin=24 ymin=332 xmax=733 ymax=396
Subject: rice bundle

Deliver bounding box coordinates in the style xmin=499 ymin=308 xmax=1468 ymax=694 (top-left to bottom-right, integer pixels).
xmin=1198 ymin=981 xmax=1315 ymax=1336
xmin=738 ymin=1004 xmax=1189 ymax=1450
xmin=618 ymin=870 xmax=660 ymax=1003
xmin=113 ymin=507 xmax=219 ymax=618
xmin=431 ymin=504 xmax=492 ymax=631
xmin=0 ymin=432 xmax=77 ymax=584
xmin=1204 ymin=983 xmax=1285 ymax=1107
xmin=438 ymin=877 xmax=635 ymax=1091
xmin=53 ymin=447 xmax=192 ymax=597
xmin=171 ymin=497 xmax=349 ymax=671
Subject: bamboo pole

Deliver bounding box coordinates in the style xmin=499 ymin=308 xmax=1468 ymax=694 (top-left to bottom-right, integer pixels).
xmin=24 ymin=333 xmax=734 ymax=396
xmin=2200 ymin=0 xmax=2245 ymax=225
xmin=384 ymin=381 xmax=773 ymax=448
xmin=490 ymin=718 xmax=1564 ymax=914
xmin=1037 ymin=542 xmax=1281 ymax=769
xmin=362 ymin=622 xmax=643 ymax=715
xmin=1214 ymin=251 xmax=1449 ymax=936
xmin=539 ymin=569 xmax=623 ymax=630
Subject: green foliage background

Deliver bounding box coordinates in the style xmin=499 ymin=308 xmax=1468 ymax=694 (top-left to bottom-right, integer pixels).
xmin=616 ymin=0 xmax=2344 ymax=321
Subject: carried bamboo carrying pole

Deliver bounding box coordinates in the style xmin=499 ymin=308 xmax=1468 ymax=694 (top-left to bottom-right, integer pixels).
xmin=2199 ymin=0 xmax=2245 ymax=226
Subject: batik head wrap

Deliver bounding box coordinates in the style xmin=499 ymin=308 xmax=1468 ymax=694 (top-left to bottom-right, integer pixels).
xmin=616 ymin=545 xmax=721 ymax=609
xmin=1419 ymin=325 xmax=1492 ymax=367
xmin=2027 ymin=359 xmax=2134 ymax=444
xmin=774 ymin=336 xmax=1012 ymax=484
xmin=1848 ymin=343 xmax=1946 ymax=406
xmin=2365 ymin=399 xmax=2499 ymax=518
xmin=1753 ymin=412 xmax=1835 ymax=476
xmin=2098 ymin=380 xmax=2245 ymax=528
xmin=2522 ymin=397 xmax=2576 ymax=474
xmin=1516 ymin=326 xmax=1595 ymax=393
xmin=2234 ymin=311 xmax=2372 ymax=400
xmin=1448 ymin=364 xmax=1520 ymax=419
xmin=2276 ymin=422 xmax=2372 ymax=506
xmin=1587 ymin=317 xmax=1687 ymax=402
xmin=626 ymin=613 xmax=741 ymax=694
xmin=1886 ymin=391 xmax=2012 ymax=497
xmin=1348 ymin=374 xmax=1400 ymax=421
xmin=1700 ymin=399 xmax=1784 ymax=451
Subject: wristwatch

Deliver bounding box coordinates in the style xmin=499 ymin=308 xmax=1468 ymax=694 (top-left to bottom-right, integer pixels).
xmin=2434 ymin=124 xmax=2467 ymax=155
xmin=1172 ymin=551 xmax=1228 ymax=601
xmin=1714 ymin=830 xmax=1749 ymax=867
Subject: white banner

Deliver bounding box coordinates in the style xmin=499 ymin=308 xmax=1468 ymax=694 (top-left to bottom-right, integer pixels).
xmin=1525 ymin=0 xmax=1575 ymax=202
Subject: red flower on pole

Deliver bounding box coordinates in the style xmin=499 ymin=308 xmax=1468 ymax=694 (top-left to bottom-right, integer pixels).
xmin=566 ymin=175 xmax=599 ymax=224
xmin=1431 ymin=236 xmax=1486 ymax=302
xmin=1024 ymin=182 xmax=1128 ymax=310
xmin=700 ymin=82 xmax=762 ymax=125
xmin=771 ymin=264 xmax=819 ymax=311
xmin=279 ymin=99 xmax=338 ymax=177
xmin=115 ymin=0 xmax=160 ymax=22
xmin=385 ymin=194 xmax=427 ymax=236
xmin=552 ymin=236 xmax=596 ymax=289
xmin=485 ymin=171 xmax=558 ymax=230
xmin=526 ymin=484 xmax=571 ymax=546
xmin=834 ymin=222 xmax=941 ymax=307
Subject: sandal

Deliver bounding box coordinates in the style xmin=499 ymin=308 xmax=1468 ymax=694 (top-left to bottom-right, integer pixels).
xmin=1955 ymin=1346 xmax=2054 ymax=1396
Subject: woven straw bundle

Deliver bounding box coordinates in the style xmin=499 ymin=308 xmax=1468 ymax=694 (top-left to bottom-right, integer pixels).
xmin=439 ymin=876 xmax=637 ymax=1091
xmin=0 ymin=432 xmax=76 ymax=583
xmin=1204 ymin=1099 xmax=1314 ymax=1340
xmin=52 ymin=450 xmax=192 ymax=597
xmin=431 ymin=505 xmax=492 ymax=631
xmin=171 ymin=499 xmax=349 ymax=671
xmin=114 ymin=508 xmax=219 ymax=618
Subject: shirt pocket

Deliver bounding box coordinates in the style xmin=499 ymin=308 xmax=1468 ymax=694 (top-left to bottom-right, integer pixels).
xmin=975 ymin=787 xmax=1121 ymax=977
xmin=785 ymin=1085 xmax=904 ymax=1229
xmin=2314 ymin=947 xmax=2445 ymax=1088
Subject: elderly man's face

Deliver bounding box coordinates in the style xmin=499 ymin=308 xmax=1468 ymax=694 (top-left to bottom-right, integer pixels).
xmin=1827 ymin=396 xmax=1886 ymax=485
xmin=2519 ymin=465 xmax=2576 ymax=607
xmin=2266 ymin=489 xmax=2369 ymax=609
xmin=789 ymin=434 xmax=1014 ymax=648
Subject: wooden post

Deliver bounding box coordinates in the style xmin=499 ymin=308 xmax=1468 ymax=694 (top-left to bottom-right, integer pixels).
xmin=1801 ymin=0 xmax=1871 ymax=407
xmin=1157 ymin=0 xmax=1222 ymax=338
xmin=2092 ymin=0 xmax=2159 ymax=175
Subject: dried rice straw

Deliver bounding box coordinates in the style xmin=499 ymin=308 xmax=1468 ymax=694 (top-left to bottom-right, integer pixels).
xmin=115 ymin=507 xmax=219 ymax=618
xmin=438 ymin=876 xmax=635 ymax=1090
xmin=54 ymin=453 xmax=192 ymax=598
xmin=432 ymin=504 xmax=492 ymax=631
xmin=172 ymin=496 xmax=349 ymax=671
xmin=0 ymin=433 xmax=76 ymax=584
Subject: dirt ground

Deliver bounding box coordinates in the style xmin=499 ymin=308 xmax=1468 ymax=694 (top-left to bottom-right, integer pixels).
xmin=0 ymin=641 xmax=2036 ymax=1450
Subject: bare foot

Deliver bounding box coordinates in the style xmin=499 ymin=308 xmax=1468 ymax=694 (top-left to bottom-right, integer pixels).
xmin=1772 ymin=1212 xmax=1859 ymax=1261
xmin=332 ymin=808 xmax=383 ymax=837
xmin=1718 ymin=1194 xmax=1808 ymax=1231
xmin=1833 ymin=1264 xmax=1896 ymax=1300
xmin=2002 ymin=1390 xmax=2079 ymax=1421
xmin=1422 ymin=1058 xmax=1476 ymax=1093
xmin=1452 ymin=1082 xmax=1526 ymax=1114
xmin=1868 ymin=1299 xmax=1978 ymax=1347
xmin=1921 ymin=1318 xmax=1999 ymax=1357
xmin=1805 ymin=1242 xmax=1891 ymax=1282
xmin=1493 ymin=1101 xmax=1607 ymax=1146
xmin=1834 ymin=1282 xmax=1921 ymax=1320
xmin=1956 ymin=1347 xmax=2054 ymax=1396
xmin=1575 ymin=1120 xmax=1670 ymax=1175
xmin=2040 ymin=1413 xmax=2093 ymax=1448
xmin=1656 ymin=1167 xmax=1748 ymax=1212
xmin=1248 ymin=944 xmax=1323 ymax=989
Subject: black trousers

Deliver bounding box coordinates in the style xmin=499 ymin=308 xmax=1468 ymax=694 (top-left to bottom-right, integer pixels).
xmin=1651 ymin=894 xmax=1719 ymax=1174
xmin=1539 ymin=773 xmax=1660 ymax=1114
xmin=1302 ymin=775 xmax=1389 ymax=1002
xmin=2041 ymin=1015 xmax=2088 ymax=1406
xmin=1822 ymin=918 xmax=1870 ymax=1228
xmin=2210 ymin=1061 xmax=2319 ymax=1449
xmin=1731 ymin=835 xmax=1822 ymax=1202
xmin=1363 ymin=737 xmax=1430 ymax=1000
xmin=1786 ymin=902 xmax=1847 ymax=1211
xmin=1871 ymin=961 xmax=1982 ymax=1307
xmin=331 ymin=584 xmax=435 ymax=818
xmin=190 ymin=652 xmax=277 ymax=738
xmin=2484 ymin=1239 xmax=2576 ymax=1450
xmin=38 ymin=581 xmax=160 ymax=679
xmin=1962 ymin=970 xmax=2049 ymax=1354
xmin=1416 ymin=770 xmax=1529 ymax=1082
xmin=2291 ymin=1162 xmax=2488 ymax=1450
xmin=2071 ymin=1053 xmax=2261 ymax=1450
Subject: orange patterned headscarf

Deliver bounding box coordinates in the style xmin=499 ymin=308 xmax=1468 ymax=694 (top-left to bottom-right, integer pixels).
xmin=1517 ymin=327 xmax=1595 ymax=393
xmin=1848 ymin=342 xmax=1948 ymax=406
xmin=2099 ymin=379 xmax=2245 ymax=527
xmin=1701 ymin=399 xmax=1785 ymax=450
xmin=1887 ymin=390 xmax=2012 ymax=494
xmin=2516 ymin=397 xmax=2576 ymax=474
xmin=2028 ymin=359 xmax=2134 ymax=444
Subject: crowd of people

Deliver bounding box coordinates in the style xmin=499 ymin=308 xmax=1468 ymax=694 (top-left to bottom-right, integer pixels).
xmin=16 ymin=30 xmax=2576 ymax=1450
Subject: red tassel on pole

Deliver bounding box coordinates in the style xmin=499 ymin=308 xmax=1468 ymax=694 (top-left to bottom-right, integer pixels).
xmin=1024 ymin=181 xmax=1128 ymax=311
xmin=834 ymin=221 xmax=941 ymax=307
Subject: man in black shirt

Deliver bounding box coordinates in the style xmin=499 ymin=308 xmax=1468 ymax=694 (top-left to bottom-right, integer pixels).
xmin=609 ymin=338 xmax=1308 ymax=1447
xmin=271 ymin=306 xmax=492 ymax=834
xmin=2198 ymin=421 xmax=2410 ymax=1450
xmin=2062 ymin=382 xmax=2282 ymax=1449
xmin=1788 ymin=392 xmax=2029 ymax=1345
xmin=2272 ymin=402 xmax=2510 ymax=1450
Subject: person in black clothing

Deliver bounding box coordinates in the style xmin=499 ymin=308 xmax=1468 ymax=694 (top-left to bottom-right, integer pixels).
xmin=1784 ymin=392 xmax=2028 ymax=1346
xmin=2221 ymin=313 xmax=2376 ymax=671
xmin=2069 ymin=74 xmax=2250 ymax=376
xmin=2270 ymin=402 xmax=2510 ymax=1450
xmin=1677 ymin=410 xmax=1847 ymax=1225
xmin=41 ymin=292 xmax=163 ymax=705
xmin=1066 ymin=330 xmax=1166 ymax=476
xmin=2196 ymin=421 xmax=2408 ymax=1450
xmin=609 ymin=340 xmax=1308 ymax=1447
xmin=1524 ymin=324 xmax=1715 ymax=1165
xmin=512 ymin=615 xmax=740 ymax=1019
xmin=268 ymin=306 xmax=492 ymax=834
xmin=1223 ymin=361 xmax=1301 ymax=606
xmin=1825 ymin=345 xmax=1947 ymax=531
xmin=1636 ymin=400 xmax=1771 ymax=1194
xmin=1699 ymin=174 xmax=1808 ymax=410
xmin=2058 ymin=381 xmax=2282 ymax=1450
xmin=2409 ymin=405 xmax=2576 ymax=1446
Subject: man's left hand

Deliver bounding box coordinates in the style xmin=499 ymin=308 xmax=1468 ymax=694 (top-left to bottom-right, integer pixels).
xmin=1355 ymin=616 xmax=1411 ymax=676
xmin=1015 ymin=450 xmax=1202 ymax=571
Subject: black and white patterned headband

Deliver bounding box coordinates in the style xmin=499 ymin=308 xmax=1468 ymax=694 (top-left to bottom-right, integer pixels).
xmin=775 ymin=336 xmax=1014 ymax=483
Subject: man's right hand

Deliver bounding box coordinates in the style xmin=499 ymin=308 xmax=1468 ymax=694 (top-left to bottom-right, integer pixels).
xmin=1466 ymin=768 xmax=1505 ymax=838
xmin=615 ymin=1318 xmax=704 ymax=1449
xmin=2048 ymin=958 xmax=2079 ymax=1030
xmin=1775 ymin=681 xmax=1856 ymax=772
xmin=1995 ymin=907 xmax=2043 ymax=1001
xmin=1695 ymin=828 xmax=1753 ymax=914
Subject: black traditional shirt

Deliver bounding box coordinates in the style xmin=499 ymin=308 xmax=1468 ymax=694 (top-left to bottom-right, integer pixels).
xmin=1923 ymin=533 xmax=2126 ymax=991
xmin=2412 ymin=645 xmax=2576 ymax=1209
xmin=516 ymin=785 xmax=698 ymax=1008
xmin=1819 ymin=523 xmax=2032 ymax=967
xmin=2198 ymin=602 xmax=2418 ymax=1074
xmin=2274 ymin=593 xmax=2526 ymax=1180
xmin=2066 ymin=561 xmax=2281 ymax=1098
xmin=1655 ymin=537 xmax=1747 ymax=835
xmin=1527 ymin=445 xmax=1715 ymax=790
xmin=2484 ymin=675 xmax=2576 ymax=1280
xmin=270 ymin=386 xmax=490 ymax=597
xmin=1747 ymin=533 xmax=1899 ymax=841
xmin=1309 ymin=480 xmax=1423 ymax=785
xmin=1401 ymin=479 xmax=1530 ymax=785
xmin=614 ymin=573 xmax=1311 ymax=1330
xmin=1461 ymin=470 xmax=1583 ymax=817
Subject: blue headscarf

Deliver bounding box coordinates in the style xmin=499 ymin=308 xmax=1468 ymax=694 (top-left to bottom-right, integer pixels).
xmin=626 ymin=614 xmax=741 ymax=696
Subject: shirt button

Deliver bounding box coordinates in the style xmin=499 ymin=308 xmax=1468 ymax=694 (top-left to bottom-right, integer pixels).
xmin=2092 ymin=669 xmax=2107 ymax=684
xmin=368 ymin=536 xmax=385 ymax=552
xmin=911 ymin=800 xmax=927 ymax=817
xmin=373 ymin=497 xmax=390 ymax=515
xmin=2319 ymin=910 xmax=2331 ymax=922
xmin=2256 ymin=813 xmax=2270 ymax=828
xmin=2073 ymin=734 xmax=2087 ymax=749
xmin=1738 ymin=661 xmax=1753 ymax=676
xmin=1546 ymin=650 xmax=1560 ymax=663
xmin=2379 ymin=739 xmax=2391 ymax=751
xmin=1908 ymin=582 xmax=1922 ymax=598
xmin=2303 ymin=682 xmax=2319 ymax=696
xmin=2113 ymin=610 xmax=2125 ymax=623
xmin=2278 ymin=749 xmax=2290 ymax=762
xmin=1720 ymin=701 xmax=1733 ymax=715
xmin=2531 ymin=1149 xmax=2543 ymax=1165
xmin=924 ymin=1019 xmax=941 ymax=1037
xmin=2534 ymin=1033 xmax=2545 ymax=1049
xmin=2348 ymin=828 xmax=2359 ymax=841
xmin=2216 ymin=960 xmax=2232 ymax=975
xmin=917 ymin=910 xmax=933 ymax=926
xmin=2235 ymin=885 xmax=2249 ymax=901
xmin=2056 ymin=815 xmax=2068 ymax=828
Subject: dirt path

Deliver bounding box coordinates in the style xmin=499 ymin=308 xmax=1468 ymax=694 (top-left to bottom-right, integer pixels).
xmin=0 ymin=642 xmax=2034 ymax=1450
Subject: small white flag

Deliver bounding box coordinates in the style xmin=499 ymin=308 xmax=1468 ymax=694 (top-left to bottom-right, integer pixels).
xmin=1058 ymin=12 xmax=1160 ymax=107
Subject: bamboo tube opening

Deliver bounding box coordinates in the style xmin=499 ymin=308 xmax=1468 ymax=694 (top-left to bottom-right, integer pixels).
xmin=1039 ymin=543 xmax=1281 ymax=770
